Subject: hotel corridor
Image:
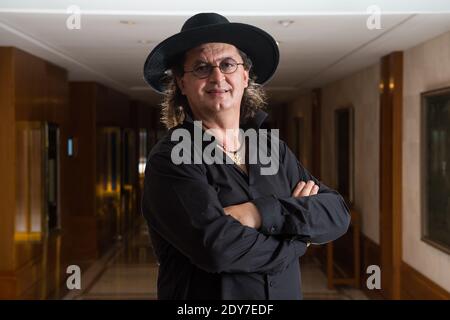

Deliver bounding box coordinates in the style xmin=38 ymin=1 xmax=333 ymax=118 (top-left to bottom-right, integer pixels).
xmin=1 ymin=1 xmax=449 ymax=301
xmin=63 ymin=219 xmax=159 ymax=300
xmin=60 ymin=219 xmax=368 ymax=300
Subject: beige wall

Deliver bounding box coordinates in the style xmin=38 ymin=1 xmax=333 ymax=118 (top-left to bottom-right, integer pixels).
xmin=321 ymin=64 xmax=380 ymax=244
xmin=403 ymin=30 xmax=450 ymax=291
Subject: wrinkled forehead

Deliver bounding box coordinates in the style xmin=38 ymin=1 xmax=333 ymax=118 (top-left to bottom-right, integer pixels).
xmin=184 ymin=42 xmax=240 ymax=64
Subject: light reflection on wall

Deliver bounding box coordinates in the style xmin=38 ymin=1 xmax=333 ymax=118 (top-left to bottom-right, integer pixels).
xmin=15 ymin=122 xmax=43 ymax=241
xmin=139 ymin=129 xmax=148 ymax=177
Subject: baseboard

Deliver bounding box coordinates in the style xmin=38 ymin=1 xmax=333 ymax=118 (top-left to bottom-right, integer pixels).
xmin=401 ymin=262 xmax=450 ymax=300
xmin=304 ymin=232 xmax=449 ymax=300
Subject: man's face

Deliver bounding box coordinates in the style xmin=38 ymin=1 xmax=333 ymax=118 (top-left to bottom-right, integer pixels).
xmin=176 ymin=43 xmax=249 ymax=120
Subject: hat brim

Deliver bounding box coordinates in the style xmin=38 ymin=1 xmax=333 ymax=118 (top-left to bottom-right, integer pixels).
xmin=143 ymin=22 xmax=279 ymax=93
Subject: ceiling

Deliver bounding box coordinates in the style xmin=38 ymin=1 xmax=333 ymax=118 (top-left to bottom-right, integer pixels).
xmin=1 ymin=0 xmax=450 ymax=107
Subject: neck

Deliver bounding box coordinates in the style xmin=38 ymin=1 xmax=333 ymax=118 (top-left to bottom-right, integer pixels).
xmin=192 ymin=108 xmax=241 ymax=151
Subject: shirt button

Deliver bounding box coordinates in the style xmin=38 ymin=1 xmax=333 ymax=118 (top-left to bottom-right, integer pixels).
xmin=270 ymin=226 xmax=276 ymax=232
xmin=269 ymin=280 xmax=275 ymax=287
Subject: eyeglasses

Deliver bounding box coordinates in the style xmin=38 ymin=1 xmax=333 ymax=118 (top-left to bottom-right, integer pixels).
xmin=184 ymin=58 xmax=244 ymax=79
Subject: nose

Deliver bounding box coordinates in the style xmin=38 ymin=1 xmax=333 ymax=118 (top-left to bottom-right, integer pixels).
xmin=208 ymin=65 xmax=225 ymax=84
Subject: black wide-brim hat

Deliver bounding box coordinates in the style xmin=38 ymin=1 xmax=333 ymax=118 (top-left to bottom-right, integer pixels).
xmin=143 ymin=12 xmax=279 ymax=93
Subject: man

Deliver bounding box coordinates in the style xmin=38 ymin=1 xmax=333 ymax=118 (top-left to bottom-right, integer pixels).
xmin=142 ymin=12 xmax=350 ymax=300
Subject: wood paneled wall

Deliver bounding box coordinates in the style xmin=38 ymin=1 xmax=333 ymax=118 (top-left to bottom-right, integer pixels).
xmin=0 ymin=48 xmax=16 ymax=275
xmin=379 ymin=52 xmax=403 ymax=300
xmin=66 ymin=82 xmax=134 ymax=262
xmin=130 ymin=100 xmax=159 ymax=218
xmin=96 ymin=84 xmax=130 ymax=127
xmin=133 ymin=100 xmax=158 ymax=129
xmin=0 ymin=47 xmax=69 ymax=299
xmin=0 ymin=49 xmax=145 ymax=299
xmin=64 ymin=83 xmax=98 ymax=263
xmin=311 ymin=88 xmax=322 ymax=178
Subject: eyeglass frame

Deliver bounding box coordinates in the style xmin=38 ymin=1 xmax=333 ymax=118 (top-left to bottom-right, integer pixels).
xmin=183 ymin=58 xmax=245 ymax=79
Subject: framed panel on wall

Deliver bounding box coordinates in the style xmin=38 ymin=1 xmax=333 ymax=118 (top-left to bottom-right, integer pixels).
xmin=294 ymin=116 xmax=305 ymax=165
xmin=334 ymin=106 xmax=355 ymax=207
xmin=421 ymin=87 xmax=450 ymax=254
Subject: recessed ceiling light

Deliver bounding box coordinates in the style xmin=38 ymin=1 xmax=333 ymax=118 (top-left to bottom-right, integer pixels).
xmin=120 ymin=20 xmax=136 ymax=25
xmin=278 ymin=20 xmax=294 ymax=27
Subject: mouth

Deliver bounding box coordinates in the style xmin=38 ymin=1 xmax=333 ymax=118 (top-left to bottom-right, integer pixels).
xmin=206 ymin=89 xmax=231 ymax=94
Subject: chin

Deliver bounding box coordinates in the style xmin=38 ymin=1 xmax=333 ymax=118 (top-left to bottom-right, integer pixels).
xmin=217 ymin=103 xmax=236 ymax=112
xmin=204 ymin=100 xmax=233 ymax=111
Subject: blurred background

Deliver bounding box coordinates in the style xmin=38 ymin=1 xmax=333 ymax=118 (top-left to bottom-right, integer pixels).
xmin=0 ymin=0 xmax=449 ymax=300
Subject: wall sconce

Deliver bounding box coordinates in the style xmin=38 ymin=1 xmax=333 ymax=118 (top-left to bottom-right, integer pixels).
xmin=389 ymin=81 xmax=395 ymax=90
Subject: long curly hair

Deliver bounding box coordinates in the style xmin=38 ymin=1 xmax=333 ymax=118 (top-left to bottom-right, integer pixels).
xmin=159 ymin=49 xmax=267 ymax=129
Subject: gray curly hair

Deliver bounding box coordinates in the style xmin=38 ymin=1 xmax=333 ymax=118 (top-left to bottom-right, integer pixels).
xmin=159 ymin=49 xmax=267 ymax=129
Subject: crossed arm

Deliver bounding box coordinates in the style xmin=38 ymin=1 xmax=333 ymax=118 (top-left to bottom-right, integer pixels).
xmin=143 ymin=141 xmax=349 ymax=275
xmin=223 ymin=180 xmax=320 ymax=229
xmin=143 ymin=148 xmax=308 ymax=275
xmin=224 ymin=141 xmax=350 ymax=245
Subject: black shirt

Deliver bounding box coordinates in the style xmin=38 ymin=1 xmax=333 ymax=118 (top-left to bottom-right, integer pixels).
xmin=142 ymin=109 xmax=350 ymax=300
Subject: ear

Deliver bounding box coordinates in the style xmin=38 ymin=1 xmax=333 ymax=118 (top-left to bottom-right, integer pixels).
xmin=243 ymin=69 xmax=249 ymax=89
xmin=176 ymin=76 xmax=186 ymax=95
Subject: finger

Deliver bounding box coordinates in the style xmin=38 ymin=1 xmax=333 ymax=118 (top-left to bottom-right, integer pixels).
xmin=293 ymin=181 xmax=306 ymax=197
xmin=299 ymin=180 xmax=315 ymax=197
xmin=292 ymin=181 xmax=306 ymax=197
xmin=310 ymin=184 xmax=320 ymax=196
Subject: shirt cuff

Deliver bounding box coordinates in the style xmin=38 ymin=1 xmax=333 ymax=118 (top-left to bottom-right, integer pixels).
xmin=252 ymin=195 xmax=285 ymax=235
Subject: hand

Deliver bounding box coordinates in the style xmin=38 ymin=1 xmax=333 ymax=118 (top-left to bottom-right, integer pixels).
xmin=292 ymin=180 xmax=319 ymax=198
xmin=223 ymin=202 xmax=261 ymax=229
